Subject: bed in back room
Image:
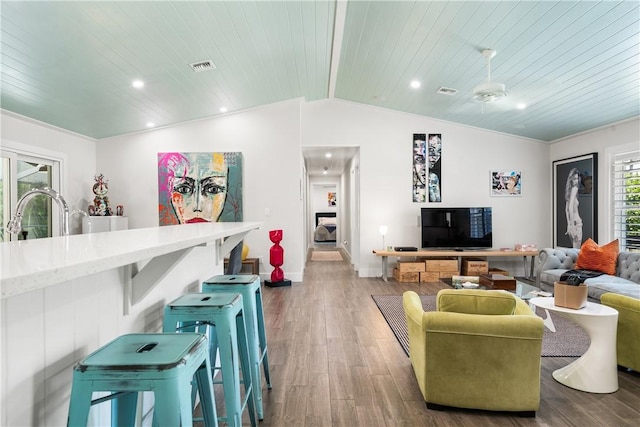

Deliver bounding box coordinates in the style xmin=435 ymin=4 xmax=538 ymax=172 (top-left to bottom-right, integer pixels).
xmin=314 ymin=212 xmax=336 ymax=243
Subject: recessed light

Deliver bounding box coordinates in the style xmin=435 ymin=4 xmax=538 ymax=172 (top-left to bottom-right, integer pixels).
xmin=132 ymin=80 xmax=144 ymax=89
xmin=516 ymin=103 xmax=527 ymax=110
xmin=323 ymin=170 xmax=328 ymax=175
xmin=410 ymin=80 xmax=421 ymax=89
xmin=146 ymin=122 xmax=155 ymax=128
xmin=325 ymin=153 xmax=332 ymax=158
xmin=220 ymin=107 xmax=228 ymax=113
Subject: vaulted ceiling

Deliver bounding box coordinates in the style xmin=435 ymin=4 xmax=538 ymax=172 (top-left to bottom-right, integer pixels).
xmin=1 ymin=1 xmax=638 ymax=147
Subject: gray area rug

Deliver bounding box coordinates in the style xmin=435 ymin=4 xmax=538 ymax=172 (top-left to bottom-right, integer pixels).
xmin=372 ymin=294 xmax=590 ymax=357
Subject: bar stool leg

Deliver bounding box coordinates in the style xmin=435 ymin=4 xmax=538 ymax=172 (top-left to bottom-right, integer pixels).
xmin=153 ymin=378 xmax=189 ymax=426
xmin=196 ymin=357 xmax=218 ymax=427
xmin=112 ymin=392 xmax=138 ymax=426
xmin=211 ymin=318 xmax=243 ymax=427
xmin=236 ymin=313 xmax=257 ymax=427
xmin=67 ymin=380 xmax=93 ymax=426
xmin=255 ymin=291 xmax=272 ymax=389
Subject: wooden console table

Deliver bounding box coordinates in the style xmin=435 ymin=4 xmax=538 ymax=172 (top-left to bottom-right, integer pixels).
xmin=372 ymin=249 xmax=539 ymax=282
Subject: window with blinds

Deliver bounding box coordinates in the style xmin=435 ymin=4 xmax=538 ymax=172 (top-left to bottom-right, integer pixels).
xmin=612 ymin=149 xmax=640 ymax=251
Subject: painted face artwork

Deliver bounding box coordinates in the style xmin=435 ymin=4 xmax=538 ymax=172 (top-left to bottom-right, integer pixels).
xmin=158 ymin=152 xmax=243 ymax=226
xmin=170 ymin=153 xmax=228 ymax=223
xmin=428 ymin=134 xmax=441 ymax=168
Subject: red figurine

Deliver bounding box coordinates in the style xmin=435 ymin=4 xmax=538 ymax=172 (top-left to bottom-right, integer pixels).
xmin=265 ymin=229 xmax=291 ymax=287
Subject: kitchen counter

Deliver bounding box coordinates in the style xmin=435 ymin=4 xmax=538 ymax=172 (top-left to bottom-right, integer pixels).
xmin=1 ymin=221 xmax=261 ymax=299
xmin=1 ymin=221 xmax=262 ymax=425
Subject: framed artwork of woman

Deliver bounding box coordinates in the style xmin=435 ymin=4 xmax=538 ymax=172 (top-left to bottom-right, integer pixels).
xmin=552 ymin=153 xmax=597 ymax=248
xmin=157 ymin=152 xmax=243 ymax=226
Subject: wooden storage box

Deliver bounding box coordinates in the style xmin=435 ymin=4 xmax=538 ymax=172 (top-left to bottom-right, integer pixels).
xmin=425 ymin=258 xmax=458 ymax=272
xmin=462 ymin=258 xmax=489 ymax=275
xmin=479 ymin=274 xmax=516 ymax=290
xmin=439 ymin=270 xmax=460 ymax=279
xmin=396 ymin=260 xmax=426 ymax=273
xmin=554 ymin=282 xmax=587 ymax=309
xmin=488 ymin=268 xmax=509 ymax=276
xmin=419 ymin=272 xmax=440 ymax=282
xmin=393 ymin=268 xmax=419 ymax=283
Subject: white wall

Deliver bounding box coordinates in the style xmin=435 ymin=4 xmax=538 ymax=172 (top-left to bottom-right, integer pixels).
xmin=1 ymin=111 xmax=97 ymax=234
xmin=550 ymin=117 xmax=640 ymax=244
xmin=96 ymin=99 xmax=305 ymax=281
xmin=302 ymin=99 xmax=551 ymax=277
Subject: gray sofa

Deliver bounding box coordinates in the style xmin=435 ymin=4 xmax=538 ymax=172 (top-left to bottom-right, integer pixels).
xmin=535 ymin=247 xmax=640 ymax=302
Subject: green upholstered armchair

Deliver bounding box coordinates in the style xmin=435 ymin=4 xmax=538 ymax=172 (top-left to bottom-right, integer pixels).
xmin=403 ymin=289 xmax=544 ymax=415
xmin=601 ymin=293 xmax=640 ymax=372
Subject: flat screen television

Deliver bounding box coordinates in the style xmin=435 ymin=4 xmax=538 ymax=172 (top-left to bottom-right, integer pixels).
xmin=421 ymin=207 xmax=493 ymax=249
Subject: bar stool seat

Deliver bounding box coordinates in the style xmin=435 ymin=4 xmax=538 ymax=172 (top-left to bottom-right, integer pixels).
xmin=202 ymin=274 xmax=271 ymax=420
xmin=163 ymin=292 xmax=256 ymax=427
xmin=67 ymin=332 xmax=217 ymax=427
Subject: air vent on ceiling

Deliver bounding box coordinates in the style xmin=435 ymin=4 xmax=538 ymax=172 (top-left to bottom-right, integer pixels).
xmin=189 ymin=60 xmax=216 ymax=72
xmin=436 ymin=87 xmax=458 ymax=96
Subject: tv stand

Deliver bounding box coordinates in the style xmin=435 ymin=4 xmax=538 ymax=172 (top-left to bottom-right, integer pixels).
xmin=372 ymin=249 xmax=539 ymax=282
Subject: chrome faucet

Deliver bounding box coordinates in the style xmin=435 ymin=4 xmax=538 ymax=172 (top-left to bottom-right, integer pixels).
xmin=6 ymin=188 xmax=70 ymax=237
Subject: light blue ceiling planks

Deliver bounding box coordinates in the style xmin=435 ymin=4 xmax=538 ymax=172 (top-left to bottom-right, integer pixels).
xmin=0 ymin=1 xmax=637 ymax=141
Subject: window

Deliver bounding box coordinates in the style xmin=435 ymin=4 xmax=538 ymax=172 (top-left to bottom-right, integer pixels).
xmin=1 ymin=145 xmax=62 ymax=241
xmin=612 ymin=148 xmax=640 ymax=252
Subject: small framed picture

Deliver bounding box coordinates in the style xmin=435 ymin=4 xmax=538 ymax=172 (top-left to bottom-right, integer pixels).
xmin=490 ymin=171 xmax=521 ymax=196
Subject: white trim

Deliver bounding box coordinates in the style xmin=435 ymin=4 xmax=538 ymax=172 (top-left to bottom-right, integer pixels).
xmin=1 ymin=140 xmax=67 ymax=239
xmin=0 ymin=139 xmax=67 ymax=196
xmin=606 ymin=142 xmax=640 ymax=245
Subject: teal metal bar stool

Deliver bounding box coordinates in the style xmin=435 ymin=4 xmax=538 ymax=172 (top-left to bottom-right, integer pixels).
xmin=67 ymin=332 xmax=217 ymax=427
xmin=202 ymin=274 xmax=271 ymax=420
xmin=163 ymin=292 xmax=256 ymax=427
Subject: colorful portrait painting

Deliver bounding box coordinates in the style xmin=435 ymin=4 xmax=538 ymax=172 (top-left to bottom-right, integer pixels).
xmin=158 ymin=152 xmax=243 ymax=226
xmin=491 ymin=170 xmax=522 ymax=196
xmin=328 ymin=192 xmax=336 ymax=207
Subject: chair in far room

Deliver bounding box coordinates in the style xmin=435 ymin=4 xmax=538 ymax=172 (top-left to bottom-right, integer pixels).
xmin=403 ymin=289 xmax=544 ymax=416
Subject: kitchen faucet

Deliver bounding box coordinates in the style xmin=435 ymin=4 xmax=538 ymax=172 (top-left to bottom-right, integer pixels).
xmin=6 ymin=188 xmax=70 ymax=237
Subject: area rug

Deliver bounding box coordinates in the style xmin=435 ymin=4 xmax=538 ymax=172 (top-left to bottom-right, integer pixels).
xmin=371 ymin=294 xmax=590 ymax=357
xmin=311 ymin=251 xmax=343 ymax=261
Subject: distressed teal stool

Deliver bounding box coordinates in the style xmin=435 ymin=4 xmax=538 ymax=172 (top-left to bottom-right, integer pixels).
xmin=202 ymin=274 xmax=271 ymax=420
xmin=163 ymin=292 xmax=256 ymax=427
xmin=67 ymin=333 xmax=217 ymax=426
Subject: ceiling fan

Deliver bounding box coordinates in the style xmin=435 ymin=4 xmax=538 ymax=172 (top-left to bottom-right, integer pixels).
xmin=473 ymin=49 xmax=508 ymax=103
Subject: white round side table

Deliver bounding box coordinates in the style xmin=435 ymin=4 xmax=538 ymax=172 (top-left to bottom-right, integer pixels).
xmin=529 ymin=297 xmax=619 ymax=393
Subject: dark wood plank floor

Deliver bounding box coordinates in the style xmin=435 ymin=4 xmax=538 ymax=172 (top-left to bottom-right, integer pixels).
xmin=237 ymin=248 xmax=640 ymax=426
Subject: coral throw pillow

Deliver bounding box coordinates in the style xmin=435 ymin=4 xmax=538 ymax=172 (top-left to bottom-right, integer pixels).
xmin=575 ymin=238 xmax=619 ymax=275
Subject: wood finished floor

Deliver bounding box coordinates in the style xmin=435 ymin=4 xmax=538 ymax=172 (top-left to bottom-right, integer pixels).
xmin=232 ymin=248 xmax=640 ymax=426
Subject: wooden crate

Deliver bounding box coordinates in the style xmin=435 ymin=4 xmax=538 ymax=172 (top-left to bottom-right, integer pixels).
xmin=224 ymin=257 xmax=259 ymax=275
xmin=489 ymin=268 xmax=509 ymax=276
xmin=479 ymin=274 xmax=516 ymax=290
xmin=424 ymin=258 xmax=458 ymax=272
xmin=439 ymin=270 xmax=460 ymax=279
xmin=419 ymin=272 xmax=440 ymax=282
xmin=462 ymin=258 xmax=488 ymax=275
xmin=396 ymin=260 xmax=426 ymax=272
xmin=393 ymin=268 xmax=420 ymax=282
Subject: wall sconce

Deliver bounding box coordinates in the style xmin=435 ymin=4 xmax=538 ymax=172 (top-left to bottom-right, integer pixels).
xmin=379 ymin=225 xmax=388 ymax=250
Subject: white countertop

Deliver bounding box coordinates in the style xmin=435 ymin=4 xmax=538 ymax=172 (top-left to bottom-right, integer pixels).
xmin=0 ymin=222 xmax=261 ymax=299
